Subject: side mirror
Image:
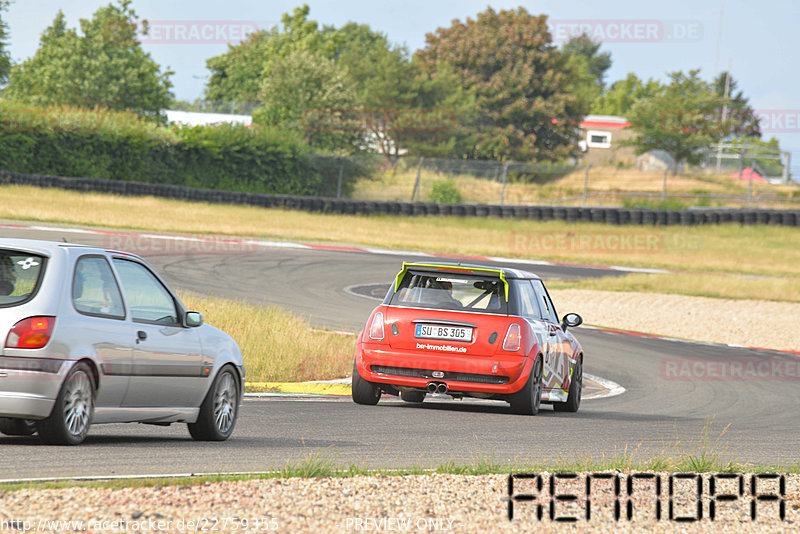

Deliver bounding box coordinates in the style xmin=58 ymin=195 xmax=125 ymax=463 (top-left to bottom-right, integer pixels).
xmin=561 ymin=313 xmax=582 ymax=331
xmin=185 ymin=311 xmax=204 ymax=328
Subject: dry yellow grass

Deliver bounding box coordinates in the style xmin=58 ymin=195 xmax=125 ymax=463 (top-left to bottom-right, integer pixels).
xmin=352 ymin=166 xmax=800 ymax=207
xmin=551 ymin=166 xmax=792 ymax=194
xmin=177 ymin=291 xmax=356 ymax=382
xmin=2 ymin=185 xmax=800 ymax=278
xmin=548 ymin=272 xmax=800 ymax=303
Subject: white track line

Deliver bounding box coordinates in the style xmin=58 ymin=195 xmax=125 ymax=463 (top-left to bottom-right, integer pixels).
xmin=2 ymin=223 xmax=666 ymax=274
xmin=583 ymin=373 xmax=626 ymax=400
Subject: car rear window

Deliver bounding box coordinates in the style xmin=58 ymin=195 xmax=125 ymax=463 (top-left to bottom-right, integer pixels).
xmin=390 ymin=271 xmax=507 ymax=313
xmin=0 ymin=250 xmax=47 ymax=307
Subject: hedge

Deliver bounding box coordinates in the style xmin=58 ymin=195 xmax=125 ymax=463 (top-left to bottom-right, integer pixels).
xmin=0 ymin=101 xmax=331 ymax=196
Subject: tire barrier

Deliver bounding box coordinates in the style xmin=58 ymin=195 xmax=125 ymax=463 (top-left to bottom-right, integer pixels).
xmin=2 ymin=170 xmax=799 ymax=227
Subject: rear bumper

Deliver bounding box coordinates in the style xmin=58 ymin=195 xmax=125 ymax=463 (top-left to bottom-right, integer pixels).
xmin=356 ymin=343 xmax=532 ymax=395
xmin=0 ymin=369 xmax=62 ymax=419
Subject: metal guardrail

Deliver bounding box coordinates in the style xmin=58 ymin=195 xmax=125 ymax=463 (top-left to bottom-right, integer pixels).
xmin=2 ymin=170 xmax=799 ymax=226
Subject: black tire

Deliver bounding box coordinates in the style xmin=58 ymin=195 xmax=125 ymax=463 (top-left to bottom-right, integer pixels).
xmin=188 ymin=365 xmax=240 ymax=441
xmin=37 ymin=361 xmax=95 ymax=445
xmin=510 ymin=356 xmax=543 ymax=415
xmin=400 ymin=390 xmax=425 ymax=403
xmin=0 ymin=418 xmax=37 ymax=436
xmin=553 ymin=358 xmax=582 ymax=413
xmin=352 ymin=363 xmax=381 ymax=405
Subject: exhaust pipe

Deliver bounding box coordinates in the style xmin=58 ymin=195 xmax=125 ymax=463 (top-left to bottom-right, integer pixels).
xmin=427 ymin=382 xmax=449 ymax=394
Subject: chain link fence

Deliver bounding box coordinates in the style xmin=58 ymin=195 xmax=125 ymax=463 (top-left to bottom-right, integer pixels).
xmin=4 ymin=169 xmax=798 ymax=226
xmin=324 ymin=154 xmax=799 ymax=210
xmin=163 ymin=105 xmax=796 ymax=208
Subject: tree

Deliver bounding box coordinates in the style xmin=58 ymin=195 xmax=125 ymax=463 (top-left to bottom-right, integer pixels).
xmin=328 ymin=23 xmax=476 ymax=159
xmin=326 ymin=22 xmax=421 ymax=157
xmin=562 ymin=51 xmax=603 ymax=119
xmin=396 ymin=61 xmax=478 ymax=158
xmin=5 ymin=1 xmax=172 ymax=117
xmin=713 ymin=71 xmax=760 ymax=138
xmin=626 ymin=69 xmax=726 ymax=172
xmin=0 ymin=0 xmax=11 ymax=85
xmin=205 ymin=5 xmax=326 ymax=109
xmin=207 ymin=5 xmax=472 ymax=159
xmin=415 ymin=7 xmax=589 ymax=161
xmin=592 ymin=73 xmax=663 ymax=116
xmin=252 ymin=49 xmax=360 ymax=152
xmin=327 ymin=22 xmax=408 ymax=108
xmin=561 ymin=34 xmax=612 ymax=110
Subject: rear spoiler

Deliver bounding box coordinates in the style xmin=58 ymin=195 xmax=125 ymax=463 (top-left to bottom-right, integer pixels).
xmin=393 ymin=262 xmax=509 ymax=301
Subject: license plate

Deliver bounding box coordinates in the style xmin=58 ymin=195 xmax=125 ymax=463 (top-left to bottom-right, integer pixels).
xmin=415 ymin=323 xmax=472 ymax=342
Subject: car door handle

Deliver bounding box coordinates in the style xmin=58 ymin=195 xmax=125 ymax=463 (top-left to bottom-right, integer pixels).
xmin=549 ymin=329 xmax=557 ymax=337
xmin=137 ymin=330 xmax=147 ymax=342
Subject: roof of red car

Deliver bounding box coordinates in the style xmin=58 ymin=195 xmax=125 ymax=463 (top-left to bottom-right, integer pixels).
xmin=401 ymin=261 xmax=541 ymax=280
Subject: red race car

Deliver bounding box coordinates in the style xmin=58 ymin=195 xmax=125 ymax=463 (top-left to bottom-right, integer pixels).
xmin=352 ymin=262 xmax=584 ymax=415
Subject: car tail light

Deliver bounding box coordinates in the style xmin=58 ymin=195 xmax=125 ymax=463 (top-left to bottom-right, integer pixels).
xmin=5 ymin=316 xmax=56 ymax=349
xmin=368 ymin=311 xmax=385 ymax=341
xmin=502 ymin=323 xmax=521 ymax=351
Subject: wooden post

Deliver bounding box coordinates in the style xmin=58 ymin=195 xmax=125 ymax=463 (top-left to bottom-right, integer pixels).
xmin=336 ymin=163 xmax=344 ymax=199
xmin=411 ymin=157 xmax=424 ymax=202
xmin=500 ymin=161 xmax=510 ymax=205
xmin=582 ymin=164 xmax=591 ymax=206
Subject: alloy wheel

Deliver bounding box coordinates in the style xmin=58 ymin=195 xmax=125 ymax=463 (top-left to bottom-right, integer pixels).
xmin=213 ymin=372 xmax=237 ymax=434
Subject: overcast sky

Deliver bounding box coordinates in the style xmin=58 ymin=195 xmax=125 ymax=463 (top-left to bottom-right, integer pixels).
xmin=6 ymin=1 xmax=800 ymax=176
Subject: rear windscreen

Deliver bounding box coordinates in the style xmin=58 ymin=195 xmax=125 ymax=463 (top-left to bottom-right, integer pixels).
xmin=0 ymin=250 xmax=47 ymax=307
xmin=390 ymin=271 xmax=506 ymax=313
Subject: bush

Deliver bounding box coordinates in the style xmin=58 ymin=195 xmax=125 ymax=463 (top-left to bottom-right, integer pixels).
xmin=172 ymin=123 xmax=320 ymax=195
xmin=308 ymin=154 xmax=382 ymax=197
xmin=429 ymin=179 xmax=463 ymax=203
xmin=622 ymin=197 xmax=688 ymax=210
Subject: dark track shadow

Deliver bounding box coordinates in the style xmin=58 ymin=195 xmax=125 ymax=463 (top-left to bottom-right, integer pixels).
xmin=380 ymin=402 xmax=701 ymax=423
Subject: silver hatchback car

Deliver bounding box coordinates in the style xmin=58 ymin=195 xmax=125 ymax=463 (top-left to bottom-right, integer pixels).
xmin=0 ymin=238 xmax=245 ymax=445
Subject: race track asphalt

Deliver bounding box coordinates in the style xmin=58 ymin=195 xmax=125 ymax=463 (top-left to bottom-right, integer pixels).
xmin=0 ymin=224 xmax=797 ymax=479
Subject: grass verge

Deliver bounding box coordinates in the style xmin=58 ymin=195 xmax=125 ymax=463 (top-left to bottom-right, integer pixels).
xmin=2 ymin=422 xmax=796 ymax=490
xmin=177 ymin=291 xmax=355 ymax=383
xmin=2 ymin=185 xmax=800 ymax=280
xmin=1 ymin=453 xmax=797 ymax=492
